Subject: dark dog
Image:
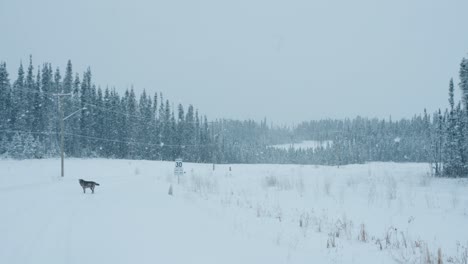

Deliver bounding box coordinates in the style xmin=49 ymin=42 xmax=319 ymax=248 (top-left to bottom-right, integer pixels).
xmin=79 ymin=179 xmax=100 ymax=194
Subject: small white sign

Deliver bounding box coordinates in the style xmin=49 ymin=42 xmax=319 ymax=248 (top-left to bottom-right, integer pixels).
xmin=174 ymin=158 xmax=183 ymax=175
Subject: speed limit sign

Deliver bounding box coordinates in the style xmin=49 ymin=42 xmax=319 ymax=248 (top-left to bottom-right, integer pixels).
xmin=174 ymin=158 xmax=183 ymax=179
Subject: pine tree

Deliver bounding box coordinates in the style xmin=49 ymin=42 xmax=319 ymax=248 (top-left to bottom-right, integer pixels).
xmin=32 ymin=66 xmax=44 ymax=134
xmin=185 ymin=105 xmax=196 ymax=161
xmin=68 ymin=73 xmax=81 ymax=156
xmin=25 ymin=56 xmax=35 ymax=131
xmin=169 ymin=108 xmax=177 ymax=160
xmin=12 ymin=62 xmax=25 ymax=131
xmin=460 ymin=57 xmax=468 ymax=108
xmin=126 ymin=88 xmax=138 ymax=158
xmin=459 ymin=57 xmax=468 ymax=176
xmin=102 ymin=87 xmax=112 ymax=157
xmin=152 ymin=92 xmax=161 ymax=159
xmin=0 ymin=62 xmax=11 ymax=131
xmin=61 ymin=60 xmax=74 ymax=155
xmin=175 ymin=103 xmax=185 ymax=158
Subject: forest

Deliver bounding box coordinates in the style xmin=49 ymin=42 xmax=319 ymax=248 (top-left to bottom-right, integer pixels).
xmin=0 ymin=56 xmax=467 ymax=177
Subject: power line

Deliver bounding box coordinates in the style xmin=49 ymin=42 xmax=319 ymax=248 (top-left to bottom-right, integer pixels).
xmin=10 ymin=86 xmax=217 ymax=125
xmin=0 ymin=129 xmax=57 ymax=136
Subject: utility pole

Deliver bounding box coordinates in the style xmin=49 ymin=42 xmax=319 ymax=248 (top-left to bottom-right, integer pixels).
xmin=54 ymin=93 xmax=73 ymax=177
xmin=54 ymin=93 xmax=70 ymax=177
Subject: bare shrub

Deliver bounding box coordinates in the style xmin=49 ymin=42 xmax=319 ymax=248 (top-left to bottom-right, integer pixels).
xmin=438 ymin=248 xmax=443 ymax=264
xmin=264 ymin=175 xmax=278 ymax=188
xmin=423 ymin=244 xmax=432 ymax=264
xmin=324 ymin=177 xmax=332 ymax=196
xmin=376 ymin=239 xmax=383 ymax=250
xmin=359 ymin=224 xmax=367 ymax=242
xmin=386 ymin=175 xmax=397 ymax=201
xmin=334 ymin=219 xmax=342 ymax=238
xmin=420 ymin=172 xmax=432 ymax=187
xmin=296 ymin=175 xmax=305 ymax=196
xmin=335 ymin=216 xmax=353 ymax=240
xmin=190 ymin=173 xmax=218 ymax=194
xmin=346 ymin=176 xmax=357 ymax=188
xmin=299 ymin=212 xmax=310 ymax=229
xmin=327 ymin=233 xmax=336 ymax=248
xmin=263 ymin=175 xmax=292 ymax=191
xmin=385 ymin=226 xmax=408 ymax=250
xmin=449 ymin=243 xmax=468 ymax=264
xmin=368 ymin=181 xmax=377 ymax=205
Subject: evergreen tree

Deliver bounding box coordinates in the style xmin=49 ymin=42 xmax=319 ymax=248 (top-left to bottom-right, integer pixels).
xmin=460 ymin=57 xmax=468 ymax=108
xmin=0 ymin=62 xmax=11 ymax=131
xmin=24 ymin=56 xmax=35 ymax=131
xmin=32 ymin=66 xmax=44 ymax=134
xmin=126 ymin=88 xmax=138 ymax=158
xmin=185 ymin=105 xmax=196 ymax=161
xmin=175 ymin=103 xmax=185 ymax=158
xmin=80 ymin=68 xmax=93 ymax=155
xmin=11 ymin=62 xmax=25 ymax=131
xmin=459 ymin=57 xmax=468 ymax=176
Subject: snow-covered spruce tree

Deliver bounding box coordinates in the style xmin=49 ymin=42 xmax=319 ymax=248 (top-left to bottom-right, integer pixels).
xmin=0 ymin=134 xmax=8 ymax=157
xmin=460 ymin=57 xmax=468 ymax=107
xmin=68 ymin=73 xmax=82 ymax=157
xmin=24 ymin=56 xmax=36 ymax=132
xmin=194 ymin=110 xmax=201 ymax=162
xmin=150 ymin=92 xmax=161 ymax=160
xmin=22 ymin=133 xmax=40 ymax=158
xmin=137 ymin=90 xmax=152 ymax=159
xmin=169 ymin=107 xmax=177 ymax=160
xmin=459 ymin=57 xmax=468 ymax=176
xmin=6 ymin=133 xmax=23 ymax=159
xmin=185 ymin=105 xmax=196 ymax=162
xmin=40 ymin=64 xmax=60 ymax=157
xmin=11 ymin=62 xmax=26 ymax=131
xmin=6 ymin=133 xmax=39 ymax=159
xmin=0 ymin=62 xmax=11 ymax=131
xmin=62 ymin=60 xmax=74 ymax=156
xmin=175 ymin=103 xmax=185 ymax=159
xmin=160 ymin=99 xmax=172 ymax=160
xmin=430 ymin=110 xmax=444 ymax=176
xmin=32 ymin=65 xmax=44 ymax=135
xmin=443 ymin=79 xmax=458 ymax=176
xmin=452 ymin=104 xmax=465 ymax=176
xmin=126 ymin=88 xmax=138 ymax=159
xmin=33 ymin=66 xmax=45 ymax=135
xmin=79 ymin=68 xmax=93 ymax=156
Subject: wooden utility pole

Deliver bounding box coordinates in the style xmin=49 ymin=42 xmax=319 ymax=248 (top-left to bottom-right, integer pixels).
xmin=54 ymin=93 xmax=72 ymax=177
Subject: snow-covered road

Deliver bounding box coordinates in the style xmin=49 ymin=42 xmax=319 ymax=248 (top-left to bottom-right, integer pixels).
xmin=0 ymin=159 xmax=282 ymax=264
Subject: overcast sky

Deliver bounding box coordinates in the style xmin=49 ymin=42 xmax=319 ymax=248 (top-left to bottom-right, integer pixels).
xmin=1 ymin=0 xmax=468 ymax=124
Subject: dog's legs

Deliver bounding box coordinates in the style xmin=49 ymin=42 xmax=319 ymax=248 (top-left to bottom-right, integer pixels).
xmin=91 ymin=186 xmax=94 ymax=194
xmin=82 ymin=187 xmax=85 ymax=193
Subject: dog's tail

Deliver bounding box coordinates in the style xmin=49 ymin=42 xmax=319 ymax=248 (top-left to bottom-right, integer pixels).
xmin=95 ymin=183 xmax=100 ymax=186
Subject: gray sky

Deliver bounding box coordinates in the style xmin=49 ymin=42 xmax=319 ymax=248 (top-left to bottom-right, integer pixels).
xmin=1 ymin=0 xmax=468 ymax=124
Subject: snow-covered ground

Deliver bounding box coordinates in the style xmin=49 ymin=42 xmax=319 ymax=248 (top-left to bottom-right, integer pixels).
xmin=1 ymin=159 xmax=467 ymax=264
xmin=271 ymin=140 xmax=333 ymax=150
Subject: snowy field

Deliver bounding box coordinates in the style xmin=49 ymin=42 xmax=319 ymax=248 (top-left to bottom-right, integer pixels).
xmin=271 ymin=140 xmax=333 ymax=150
xmin=1 ymin=159 xmax=468 ymax=264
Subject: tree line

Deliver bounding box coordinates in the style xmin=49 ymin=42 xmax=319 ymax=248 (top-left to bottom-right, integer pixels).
xmin=0 ymin=57 xmax=217 ymax=162
xmin=0 ymin=56 xmax=467 ymax=177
